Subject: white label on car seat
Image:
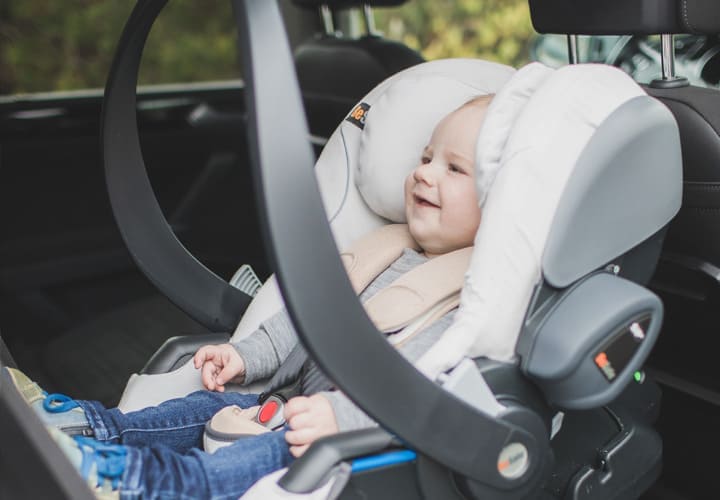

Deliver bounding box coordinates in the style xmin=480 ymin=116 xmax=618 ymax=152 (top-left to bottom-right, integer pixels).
xmin=497 ymin=443 xmax=529 ymax=480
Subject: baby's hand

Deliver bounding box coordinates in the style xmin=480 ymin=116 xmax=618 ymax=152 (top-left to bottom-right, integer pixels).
xmin=284 ymin=395 xmax=339 ymax=457
xmin=193 ymin=344 xmax=246 ymax=392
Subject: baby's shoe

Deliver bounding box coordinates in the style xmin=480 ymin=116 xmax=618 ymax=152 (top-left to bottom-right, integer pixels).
xmin=3 ymin=367 xmax=92 ymax=436
xmin=49 ymin=427 xmax=125 ymax=500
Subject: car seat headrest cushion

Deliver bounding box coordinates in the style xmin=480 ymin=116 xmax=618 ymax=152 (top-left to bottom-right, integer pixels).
xmin=356 ymin=74 xmax=485 ymax=222
xmin=474 ymin=62 xmax=555 ymax=205
xmin=417 ymin=64 xmax=647 ymax=379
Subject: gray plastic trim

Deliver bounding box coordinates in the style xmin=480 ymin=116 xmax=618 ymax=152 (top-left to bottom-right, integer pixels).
xmin=543 ymin=96 xmax=682 ymax=288
xmin=524 ymin=273 xmax=662 ymax=410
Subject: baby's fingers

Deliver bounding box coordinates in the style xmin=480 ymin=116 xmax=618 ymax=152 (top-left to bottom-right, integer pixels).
xmin=285 ymin=427 xmax=316 ymax=447
xmin=284 ymin=396 xmax=311 ymax=420
xmin=193 ymin=345 xmax=217 ymax=369
xmin=289 ymin=444 xmax=309 ymax=458
xmin=201 ymin=361 xmax=219 ymax=390
xmin=287 ymin=411 xmax=313 ymax=431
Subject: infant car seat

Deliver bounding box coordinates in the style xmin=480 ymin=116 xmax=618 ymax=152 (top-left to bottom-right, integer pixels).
xmin=236 ymin=47 xmax=679 ymax=500
xmin=102 ymin=1 xmax=680 ymax=499
xmin=231 ymin=2 xmax=679 ymax=498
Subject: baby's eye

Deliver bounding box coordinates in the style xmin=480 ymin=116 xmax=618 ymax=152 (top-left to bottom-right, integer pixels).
xmin=448 ymin=164 xmax=464 ymax=174
xmin=421 ymin=156 xmax=432 ymax=164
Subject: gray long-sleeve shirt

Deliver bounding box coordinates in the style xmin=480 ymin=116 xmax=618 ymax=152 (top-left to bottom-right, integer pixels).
xmin=231 ymin=248 xmax=455 ymax=431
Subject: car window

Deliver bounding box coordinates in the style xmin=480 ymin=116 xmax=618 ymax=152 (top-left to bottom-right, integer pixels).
xmin=0 ymin=1 xmax=239 ymax=97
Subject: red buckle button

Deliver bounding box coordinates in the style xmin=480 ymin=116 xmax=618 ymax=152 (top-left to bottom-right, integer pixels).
xmin=258 ymin=401 xmax=279 ymax=424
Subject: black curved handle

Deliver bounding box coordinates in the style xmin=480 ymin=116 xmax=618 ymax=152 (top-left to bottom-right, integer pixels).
xmin=101 ymin=0 xmax=252 ymax=333
xmin=232 ymin=0 xmax=547 ymax=490
xmin=279 ymin=427 xmax=399 ymax=493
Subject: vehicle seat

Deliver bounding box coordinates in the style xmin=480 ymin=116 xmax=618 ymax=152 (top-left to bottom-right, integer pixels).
xmin=292 ymin=0 xmax=425 ymax=143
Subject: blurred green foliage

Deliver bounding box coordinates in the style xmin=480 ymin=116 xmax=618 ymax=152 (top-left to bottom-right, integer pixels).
xmin=376 ymin=0 xmax=535 ymax=67
xmin=0 ymin=0 xmax=535 ymax=95
xmin=0 ymin=1 xmax=239 ymax=95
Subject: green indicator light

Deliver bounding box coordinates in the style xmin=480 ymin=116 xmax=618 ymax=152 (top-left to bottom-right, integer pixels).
xmin=634 ymin=371 xmax=644 ymax=383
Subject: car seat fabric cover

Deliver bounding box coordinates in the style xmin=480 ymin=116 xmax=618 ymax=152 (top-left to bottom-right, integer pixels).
xmin=417 ymin=64 xmax=648 ymax=379
xmin=240 ymin=61 xmax=666 ymax=495
xmin=236 ymin=58 xmax=515 ymax=338
xmin=116 ymin=59 xmax=514 ymax=412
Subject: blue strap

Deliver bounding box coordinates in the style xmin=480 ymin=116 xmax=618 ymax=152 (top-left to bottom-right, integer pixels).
xmin=74 ymin=437 xmax=127 ymax=490
xmin=43 ymin=393 xmax=80 ymax=413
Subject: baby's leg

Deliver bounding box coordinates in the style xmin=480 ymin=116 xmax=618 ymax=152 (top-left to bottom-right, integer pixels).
xmin=126 ymin=430 xmax=293 ymax=498
xmin=81 ymin=390 xmax=259 ymax=453
xmin=51 ymin=425 xmax=293 ymax=499
xmin=5 ymin=366 xmax=260 ymax=452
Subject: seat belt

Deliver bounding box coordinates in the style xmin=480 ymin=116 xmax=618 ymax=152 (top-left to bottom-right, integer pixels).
xmin=251 ymin=224 xmax=472 ymax=430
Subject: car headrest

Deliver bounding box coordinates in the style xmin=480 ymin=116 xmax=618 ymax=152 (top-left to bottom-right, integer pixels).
xmin=292 ymin=0 xmax=406 ymax=9
xmin=529 ymin=0 xmax=720 ymax=35
xmin=315 ymin=58 xmax=515 ymax=249
xmin=417 ymin=63 xmax=682 ymax=379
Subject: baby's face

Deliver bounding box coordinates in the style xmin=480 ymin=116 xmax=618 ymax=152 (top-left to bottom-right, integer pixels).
xmin=404 ymin=103 xmax=486 ymax=256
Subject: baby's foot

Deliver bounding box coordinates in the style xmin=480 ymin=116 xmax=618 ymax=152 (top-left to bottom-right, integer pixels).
xmin=48 ymin=427 xmax=125 ymax=500
xmin=3 ymin=367 xmax=91 ymax=436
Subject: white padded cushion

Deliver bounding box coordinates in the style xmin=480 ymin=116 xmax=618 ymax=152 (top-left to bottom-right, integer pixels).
xmin=475 ymin=62 xmax=555 ymax=205
xmin=417 ymin=64 xmax=646 ymax=378
xmin=317 ymin=58 xmax=515 ymax=249
xmin=357 ymin=75 xmax=489 ymax=222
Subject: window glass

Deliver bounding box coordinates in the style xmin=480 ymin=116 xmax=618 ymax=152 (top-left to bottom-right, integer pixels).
xmin=372 ymin=0 xmax=537 ymax=67
xmin=0 ymin=1 xmax=239 ymax=97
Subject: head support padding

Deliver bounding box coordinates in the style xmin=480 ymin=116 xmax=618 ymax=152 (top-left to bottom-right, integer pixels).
xmin=315 ymin=58 xmax=515 ymax=249
xmin=356 ymin=75 xmax=488 ymax=222
xmin=417 ymin=64 xmax=651 ymax=378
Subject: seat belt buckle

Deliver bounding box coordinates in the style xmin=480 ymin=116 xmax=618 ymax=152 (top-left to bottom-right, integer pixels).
xmin=253 ymin=394 xmax=287 ymax=430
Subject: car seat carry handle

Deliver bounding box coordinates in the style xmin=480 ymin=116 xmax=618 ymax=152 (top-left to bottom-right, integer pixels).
xmin=279 ymin=427 xmax=401 ymax=493
xmin=232 ymin=0 xmax=549 ymax=494
xmin=101 ymin=0 xmax=252 ymax=333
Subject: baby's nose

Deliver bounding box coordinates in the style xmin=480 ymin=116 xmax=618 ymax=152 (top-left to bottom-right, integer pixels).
xmin=414 ymin=163 xmax=436 ymax=184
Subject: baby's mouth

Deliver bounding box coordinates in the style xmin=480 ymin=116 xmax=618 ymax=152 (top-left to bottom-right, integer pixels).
xmin=414 ymin=194 xmax=440 ymax=208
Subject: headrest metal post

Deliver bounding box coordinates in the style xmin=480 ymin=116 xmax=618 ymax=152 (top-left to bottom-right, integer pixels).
xmin=363 ymin=4 xmax=379 ymax=36
xmin=660 ymin=34 xmax=676 ymax=80
xmin=566 ymin=34 xmax=579 ymax=64
xmin=320 ymin=4 xmax=335 ymax=35
xmin=650 ymin=33 xmax=689 ymax=88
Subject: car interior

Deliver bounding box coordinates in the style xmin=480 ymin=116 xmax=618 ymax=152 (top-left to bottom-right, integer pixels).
xmin=1 ymin=0 xmax=720 ymax=499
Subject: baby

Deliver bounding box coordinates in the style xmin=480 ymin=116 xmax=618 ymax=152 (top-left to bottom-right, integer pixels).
xmin=5 ymin=94 xmax=493 ymax=499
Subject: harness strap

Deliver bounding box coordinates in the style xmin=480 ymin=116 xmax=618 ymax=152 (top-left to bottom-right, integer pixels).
xmin=258 ymin=344 xmax=306 ymax=404
xmin=340 ymin=224 xmax=420 ymax=295
xmin=259 ymin=224 xmax=472 ymax=401
xmin=365 ymin=246 xmax=472 ymax=333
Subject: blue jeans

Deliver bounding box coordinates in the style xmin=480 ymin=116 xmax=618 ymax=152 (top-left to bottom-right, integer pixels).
xmin=77 ymin=391 xmax=294 ymax=499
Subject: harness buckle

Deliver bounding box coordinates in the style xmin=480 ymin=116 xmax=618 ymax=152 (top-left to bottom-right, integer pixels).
xmin=254 ymin=393 xmax=287 ymax=430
